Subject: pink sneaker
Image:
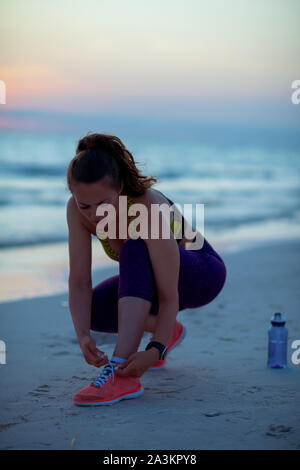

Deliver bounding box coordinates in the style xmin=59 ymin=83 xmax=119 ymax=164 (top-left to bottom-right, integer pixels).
xmin=148 ymin=320 xmax=186 ymax=370
xmin=73 ymin=360 xmax=144 ymax=406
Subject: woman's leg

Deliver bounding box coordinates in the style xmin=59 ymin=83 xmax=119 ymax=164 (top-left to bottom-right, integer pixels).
xmin=142 ymin=247 xmax=227 ymax=332
xmin=90 ymin=238 xmax=159 ymax=359
xmin=114 ymin=238 xmax=158 ymax=359
xmin=90 ymin=274 xmax=159 ymax=334
xmin=176 ymin=246 xmax=227 ymax=310
xmin=90 ymin=238 xmax=227 ymax=356
xmin=90 ymin=274 xmax=119 ymax=333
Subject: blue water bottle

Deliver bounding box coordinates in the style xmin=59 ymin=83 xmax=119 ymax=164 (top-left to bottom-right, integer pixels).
xmin=267 ymin=312 xmax=288 ymax=369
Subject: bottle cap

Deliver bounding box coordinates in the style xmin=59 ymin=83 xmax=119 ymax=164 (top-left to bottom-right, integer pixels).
xmin=271 ymin=312 xmax=286 ymax=326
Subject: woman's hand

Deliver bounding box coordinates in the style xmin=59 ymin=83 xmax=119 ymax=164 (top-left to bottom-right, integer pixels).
xmin=115 ymin=349 xmax=160 ymax=378
xmin=79 ymin=335 xmax=108 ymax=368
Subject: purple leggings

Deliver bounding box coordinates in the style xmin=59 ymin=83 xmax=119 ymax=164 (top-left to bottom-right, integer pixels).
xmin=90 ymin=237 xmax=227 ymax=333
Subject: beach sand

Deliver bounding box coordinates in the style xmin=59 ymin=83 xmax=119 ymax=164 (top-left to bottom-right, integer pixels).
xmin=0 ymin=239 xmax=299 ymax=450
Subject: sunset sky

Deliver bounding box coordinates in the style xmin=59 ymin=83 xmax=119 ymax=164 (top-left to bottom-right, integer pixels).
xmin=0 ymin=0 xmax=299 ymax=131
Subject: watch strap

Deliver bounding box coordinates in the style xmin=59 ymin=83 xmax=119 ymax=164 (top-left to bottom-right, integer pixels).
xmin=145 ymin=341 xmax=168 ymax=360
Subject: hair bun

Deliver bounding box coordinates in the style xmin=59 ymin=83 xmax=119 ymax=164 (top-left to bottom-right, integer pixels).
xmin=76 ymin=134 xmax=102 ymax=153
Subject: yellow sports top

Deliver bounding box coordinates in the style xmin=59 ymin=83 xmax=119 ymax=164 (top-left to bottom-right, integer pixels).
xmin=96 ymin=190 xmax=182 ymax=262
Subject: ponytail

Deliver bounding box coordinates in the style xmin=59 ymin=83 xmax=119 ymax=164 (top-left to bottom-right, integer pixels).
xmin=66 ymin=132 xmax=158 ymax=196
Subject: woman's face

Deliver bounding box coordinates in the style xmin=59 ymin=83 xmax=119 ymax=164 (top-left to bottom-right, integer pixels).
xmin=71 ymin=177 xmax=123 ymax=225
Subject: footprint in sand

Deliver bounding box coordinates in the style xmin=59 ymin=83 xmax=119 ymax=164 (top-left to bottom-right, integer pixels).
xmin=265 ymin=424 xmax=294 ymax=437
xmin=28 ymin=384 xmax=51 ymax=397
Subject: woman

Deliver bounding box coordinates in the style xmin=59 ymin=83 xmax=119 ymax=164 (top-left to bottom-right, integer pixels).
xmin=66 ymin=132 xmax=227 ymax=406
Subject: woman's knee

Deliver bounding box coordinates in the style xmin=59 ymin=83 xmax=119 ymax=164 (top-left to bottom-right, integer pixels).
xmin=90 ymin=276 xmax=119 ymax=333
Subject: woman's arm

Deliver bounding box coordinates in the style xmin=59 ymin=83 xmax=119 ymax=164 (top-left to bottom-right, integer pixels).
xmin=115 ymin=200 xmax=181 ymax=378
xmin=150 ymin=299 xmax=179 ymax=345
xmin=144 ymin=236 xmax=180 ymax=346
xmin=141 ymin=195 xmax=180 ymax=345
xmin=68 ymin=279 xmax=92 ymax=343
xmin=116 ymin=236 xmax=180 ymax=378
xmin=66 ymin=196 xmax=93 ymax=339
xmin=66 ymin=197 xmax=108 ymax=367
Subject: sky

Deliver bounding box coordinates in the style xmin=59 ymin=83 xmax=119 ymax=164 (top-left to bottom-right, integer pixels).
xmin=0 ymin=0 xmax=299 ymax=132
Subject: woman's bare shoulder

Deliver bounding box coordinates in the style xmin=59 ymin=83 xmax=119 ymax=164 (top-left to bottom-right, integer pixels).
xmin=66 ymin=195 xmax=82 ymax=224
xmin=131 ymin=188 xmax=166 ymax=207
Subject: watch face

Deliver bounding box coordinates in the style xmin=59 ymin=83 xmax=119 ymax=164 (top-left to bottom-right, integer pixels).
xmin=161 ymin=347 xmax=167 ymax=360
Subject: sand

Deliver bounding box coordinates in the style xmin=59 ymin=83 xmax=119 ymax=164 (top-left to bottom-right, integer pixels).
xmin=0 ymin=239 xmax=299 ymax=450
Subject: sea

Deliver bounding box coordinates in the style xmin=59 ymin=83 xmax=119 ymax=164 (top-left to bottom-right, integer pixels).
xmin=0 ymin=128 xmax=299 ymax=300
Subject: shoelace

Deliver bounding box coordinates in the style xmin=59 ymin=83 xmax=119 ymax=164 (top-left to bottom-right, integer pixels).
xmin=92 ymin=359 xmax=119 ymax=387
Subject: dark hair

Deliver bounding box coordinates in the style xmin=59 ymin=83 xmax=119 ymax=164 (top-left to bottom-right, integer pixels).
xmin=66 ymin=132 xmax=158 ymax=197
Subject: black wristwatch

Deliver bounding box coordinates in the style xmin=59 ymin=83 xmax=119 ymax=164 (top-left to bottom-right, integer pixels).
xmin=145 ymin=341 xmax=168 ymax=360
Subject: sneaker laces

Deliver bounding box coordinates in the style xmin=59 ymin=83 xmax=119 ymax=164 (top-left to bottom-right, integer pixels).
xmin=92 ymin=359 xmax=120 ymax=387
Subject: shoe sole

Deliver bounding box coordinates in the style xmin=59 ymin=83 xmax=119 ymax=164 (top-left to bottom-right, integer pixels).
xmin=73 ymin=386 xmax=144 ymax=406
xmin=148 ymin=325 xmax=187 ymax=370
